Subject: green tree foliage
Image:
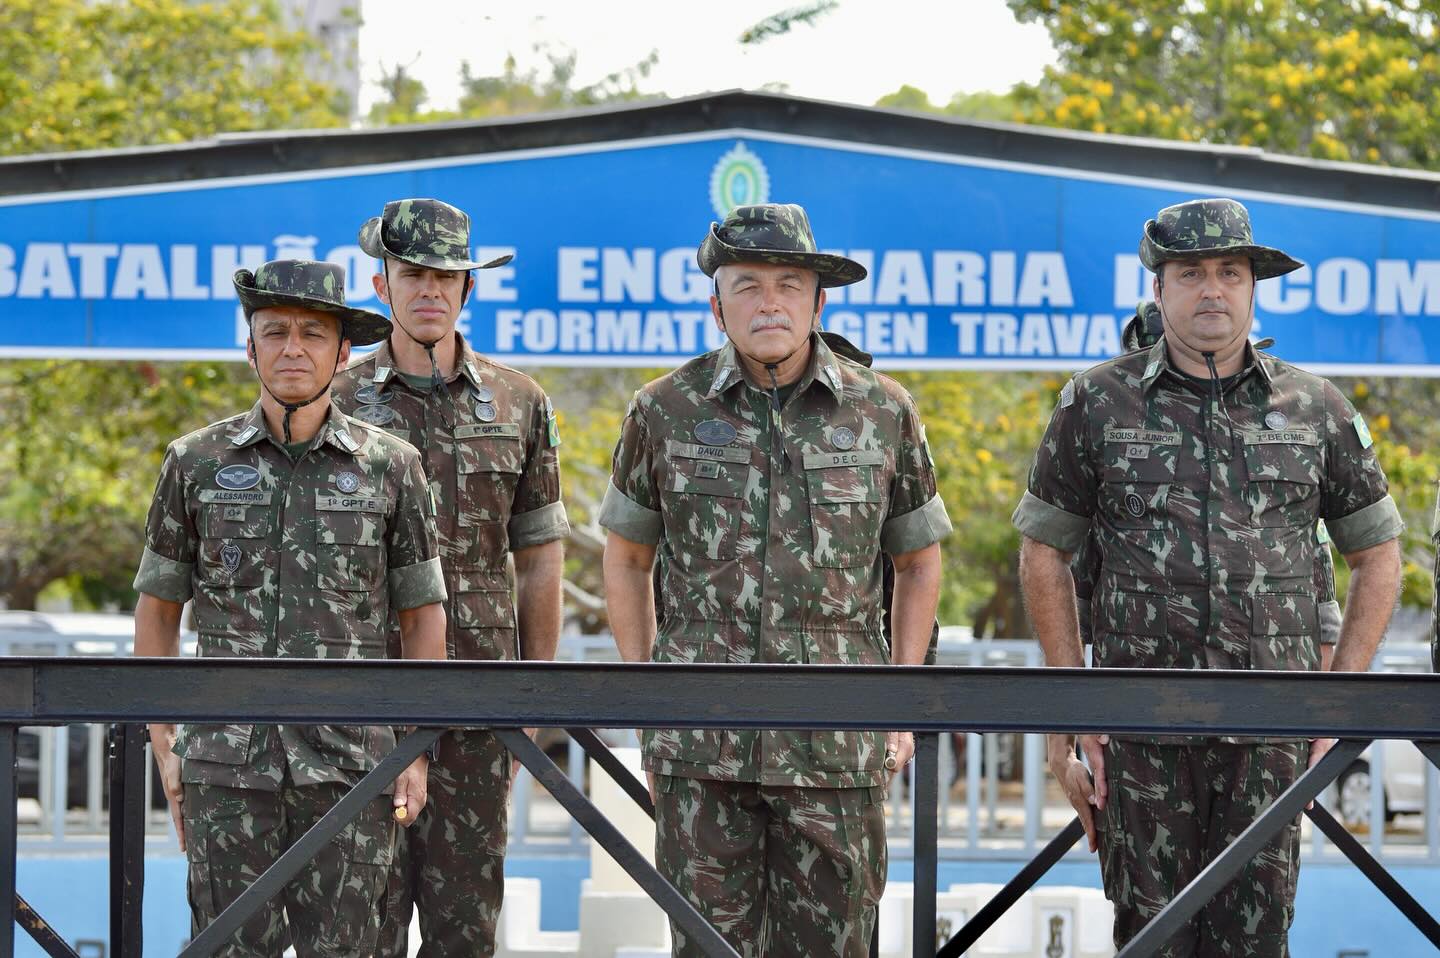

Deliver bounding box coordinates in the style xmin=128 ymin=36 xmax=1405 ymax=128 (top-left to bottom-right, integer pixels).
xmin=738 ymin=1 xmax=839 ymax=44
xmin=1006 ymin=0 xmax=1440 ymax=167
xmin=875 ymin=85 xmax=1025 ymax=122
xmin=0 ymin=361 xmax=254 ymax=609
xmin=0 ymin=0 xmax=347 ymax=156
xmin=367 ymin=48 xmax=660 ymax=126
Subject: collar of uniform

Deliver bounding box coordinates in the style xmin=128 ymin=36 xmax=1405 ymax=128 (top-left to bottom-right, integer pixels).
xmin=706 ymin=332 xmax=845 ymax=404
xmin=318 ymin=402 xmax=363 ymax=455
xmin=371 ymin=331 xmax=473 ymax=392
xmin=228 ymin=402 xmax=269 ymax=448
xmin=454 ymin=332 xmax=486 ymax=392
xmin=1139 ymin=337 xmax=1270 ymax=393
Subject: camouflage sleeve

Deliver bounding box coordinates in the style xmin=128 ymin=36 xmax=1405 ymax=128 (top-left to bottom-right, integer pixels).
xmin=508 ymin=390 xmax=570 ymax=551
xmin=386 ymin=451 xmax=447 ymax=611
xmin=132 ymin=446 xmax=196 ymax=603
xmin=1314 ymin=522 xmax=1340 ymax=646
xmin=1071 ymin=531 xmax=1100 ymax=646
xmin=597 ymin=397 xmax=662 ymax=545
xmin=1319 ymin=383 xmax=1403 ymax=554
xmin=880 ymin=397 xmax=951 ymax=555
xmin=1010 ymin=376 xmax=1096 ymax=553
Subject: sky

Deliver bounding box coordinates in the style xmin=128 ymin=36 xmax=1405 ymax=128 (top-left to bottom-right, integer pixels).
xmin=356 ymin=0 xmax=1058 ymax=116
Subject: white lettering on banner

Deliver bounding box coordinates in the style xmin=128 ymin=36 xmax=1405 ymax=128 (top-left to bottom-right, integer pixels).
xmin=1257 ymin=265 xmax=1312 ymax=314
xmin=1113 ymin=255 xmax=1147 ymax=309
xmin=930 ymin=252 xmax=986 ymax=306
xmin=1315 ymin=258 xmax=1370 ymax=315
xmin=826 ymin=249 xmax=875 ymax=305
xmin=825 ymin=312 xmax=927 ymax=354
xmin=990 ymin=251 xmax=1018 ymax=307
xmin=829 ymin=250 xmax=1072 ymax=307
xmin=18 ymin=244 xmax=75 ymax=298
xmin=326 ymin=245 xmax=373 ymax=302
xmin=170 ymin=245 xmax=209 ymax=299
xmin=471 ymin=247 xmax=518 ymax=302
xmin=658 ymin=248 xmax=710 ymax=303
xmin=0 ymin=245 xmax=14 ymax=297
xmin=874 ymin=250 xmax=931 ymax=305
xmin=496 ymin=309 xmax=720 ymax=355
xmin=1017 ymin=252 xmax=1073 ymax=307
xmin=558 ymin=248 xmax=599 ymax=302
xmin=951 ymin=313 xmax=1120 ymax=357
xmin=1376 ymin=260 xmax=1440 ymax=315
xmin=211 ymin=245 xmax=267 ymax=300
xmin=602 ymin=248 xmax=655 ymax=302
xmin=68 ymin=244 xmax=120 ymax=298
xmin=112 ymin=245 xmax=168 ymax=299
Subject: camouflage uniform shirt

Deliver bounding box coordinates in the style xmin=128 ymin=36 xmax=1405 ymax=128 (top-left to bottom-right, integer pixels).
xmin=134 ymin=401 xmax=446 ymax=790
xmin=334 ymin=333 xmax=568 ymax=661
xmin=600 ymin=333 xmax=952 ymax=788
xmin=1014 ymin=338 xmax=1402 ymax=741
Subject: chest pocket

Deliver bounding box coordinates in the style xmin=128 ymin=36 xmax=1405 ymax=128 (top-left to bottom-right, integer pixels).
xmin=660 ymin=441 xmax=749 ymax=562
xmin=455 ymin=425 xmax=525 ymax=560
xmin=1099 ymin=447 xmax=1175 ymax=531
xmin=315 ymin=494 xmax=387 ymax=592
xmin=804 ymin=450 xmax=885 ymax=569
xmin=198 ymin=496 xmax=275 ymax=588
xmin=1243 ymin=430 xmax=1321 ymax=528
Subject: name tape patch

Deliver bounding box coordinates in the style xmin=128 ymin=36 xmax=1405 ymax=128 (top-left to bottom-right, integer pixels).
xmin=315 ymin=494 xmax=388 ymax=513
xmin=1243 ymin=428 xmax=1319 ymax=446
xmin=666 ymin=439 xmax=749 ymax=463
xmin=455 ymin=423 xmax=521 ymax=440
xmin=199 ymin=490 xmax=271 ymax=505
xmin=802 ymin=450 xmax=885 ymax=470
xmin=1103 ymin=428 xmax=1181 ymax=445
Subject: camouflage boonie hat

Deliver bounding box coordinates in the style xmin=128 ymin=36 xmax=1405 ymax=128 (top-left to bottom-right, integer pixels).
xmin=233 ymin=260 xmax=390 ymax=347
xmin=698 ymin=203 xmax=867 ymax=288
xmin=1139 ymin=198 xmax=1303 ymax=280
xmin=358 ymin=198 xmax=512 ymax=272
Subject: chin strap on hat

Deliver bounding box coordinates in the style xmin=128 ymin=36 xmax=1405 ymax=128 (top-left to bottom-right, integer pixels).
xmin=383 ymin=260 xmax=482 ymax=428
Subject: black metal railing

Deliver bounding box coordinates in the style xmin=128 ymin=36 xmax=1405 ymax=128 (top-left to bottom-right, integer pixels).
xmin=0 ymin=658 xmax=1437 ymax=957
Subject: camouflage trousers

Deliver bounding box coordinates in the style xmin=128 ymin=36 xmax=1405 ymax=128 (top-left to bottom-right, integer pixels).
xmin=182 ymin=781 xmax=393 ymax=957
xmin=1098 ymin=739 xmax=1307 ymax=957
xmin=654 ymin=775 xmax=887 ymax=958
xmin=378 ymin=729 xmax=512 ymax=957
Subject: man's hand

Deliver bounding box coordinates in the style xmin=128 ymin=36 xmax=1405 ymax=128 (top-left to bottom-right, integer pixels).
xmin=393 ymin=755 xmax=429 ymax=825
xmin=155 ymin=746 xmax=186 ymax=851
xmin=1048 ymin=732 xmax=1109 ymax=853
xmin=884 ymin=730 xmax=915 ymax=787
xmin=647 ymin=770 xmax=658 ymax=805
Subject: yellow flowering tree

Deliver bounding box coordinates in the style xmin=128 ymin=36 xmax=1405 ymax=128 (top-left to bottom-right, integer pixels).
xmin=1005 ymin=0 xmax=1440 ymax=167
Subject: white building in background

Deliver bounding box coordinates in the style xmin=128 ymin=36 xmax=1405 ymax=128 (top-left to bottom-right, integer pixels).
xmin=284 ymin=0 xmax=362 ymax=120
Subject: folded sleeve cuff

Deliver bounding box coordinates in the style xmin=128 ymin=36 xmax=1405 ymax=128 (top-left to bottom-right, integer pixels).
xmin=881 ymin=494 xmax=952 ymax=555
xmin=133 ymin=547 xmax=193 ymax=603
xmin=1328 ymin=495 xmax=1404 ymax=555
xmin=598 ymin=481 xmax=662 ymax=545
xmin=509 ymin=500 xmax=570 ymax=551
xmin=389 ymin=556 xmax=447 ymax=611
xmin=1318 ymin=599 xmax=1342 ymax=646
xmin=1011 ymin=490 xmax=1091 ymax=553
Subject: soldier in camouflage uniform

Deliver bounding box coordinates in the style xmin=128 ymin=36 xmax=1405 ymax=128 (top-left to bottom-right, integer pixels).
xmin=1072 ymin=304 xmax=1343 ymax=653
xmin=1014 ymin=198 xmax=1403 ymax=956
xmin=334 ymin=198 xmax=568 ymax=957
xmin=132 ymin=260 xmax=448 ymax=955
xmin=600 ymin=204 xmax=951 ymax=957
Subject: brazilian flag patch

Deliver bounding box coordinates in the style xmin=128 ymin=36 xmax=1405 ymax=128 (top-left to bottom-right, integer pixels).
xmin=1352 ymin=413 xmax=1373 ymax=449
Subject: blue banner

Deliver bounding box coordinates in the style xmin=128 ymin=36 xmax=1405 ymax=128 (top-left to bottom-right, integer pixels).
xmin=2 ymin=131 xmax=1438 ymax=373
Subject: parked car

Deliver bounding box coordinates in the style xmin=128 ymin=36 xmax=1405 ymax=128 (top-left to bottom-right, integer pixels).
xmin=1335 ymin=740 xmax=1428 ymax=830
